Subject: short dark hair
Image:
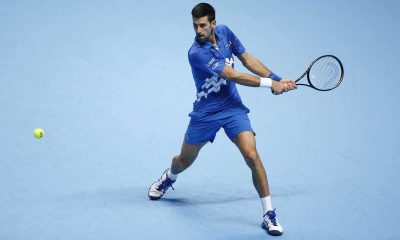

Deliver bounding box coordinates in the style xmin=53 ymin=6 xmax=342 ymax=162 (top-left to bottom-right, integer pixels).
xmin=191 ymin=3 xmax=215 ymax=22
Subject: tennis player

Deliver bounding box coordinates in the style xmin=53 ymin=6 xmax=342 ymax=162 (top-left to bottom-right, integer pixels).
xmin=148 ymin=2 xmax=296 ymax=236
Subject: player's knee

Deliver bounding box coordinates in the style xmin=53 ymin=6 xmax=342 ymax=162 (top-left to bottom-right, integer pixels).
xmin=244 ymin=151 xmax=258 ymax=161
xmin=244 ymin=151 xmax=261 ymax=168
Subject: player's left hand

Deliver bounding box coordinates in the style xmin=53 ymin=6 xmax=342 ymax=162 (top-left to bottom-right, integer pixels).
xmin=282 ymin=80 xmax=297 ymax=92
xmin=272 ymin=79 xmax=297 ymax=95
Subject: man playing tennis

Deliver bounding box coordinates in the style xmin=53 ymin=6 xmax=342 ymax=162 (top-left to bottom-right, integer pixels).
xmin=148 ymin=2 xmax=296 ymax=236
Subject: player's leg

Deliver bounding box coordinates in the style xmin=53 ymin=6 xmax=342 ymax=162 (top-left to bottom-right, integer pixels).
xmin=148 ymin=141 xmax=206 ymax=200
xmin=148 ymin=116 xmax=219 ymax=201
xmin=171 ymin=141 xmax=207 ymax=175
xmin=233 ymin=131 xmax=269 ymax=197
xmin=222 ymin=105 xmax=283 ymax=236
xmin=221 ymin=106 xmax=270 ymax=198
xmin=169 ymin=116 xmax=219 ymax=176
xmin=234 ymin=131 xmax=283 ymax=236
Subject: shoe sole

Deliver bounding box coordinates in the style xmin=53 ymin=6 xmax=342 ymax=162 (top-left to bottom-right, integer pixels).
xmin=261 ymin=222 xmax=283 ymax=236
xmin=149 ymin=195 xmax=161 ymax=200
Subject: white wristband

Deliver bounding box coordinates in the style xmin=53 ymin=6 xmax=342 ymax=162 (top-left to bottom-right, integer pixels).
xmin=259 ymin=77 xmax=272 ymax=88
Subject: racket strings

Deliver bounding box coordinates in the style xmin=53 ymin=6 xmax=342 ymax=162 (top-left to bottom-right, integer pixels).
xmin=309 ymin=56 xmax=342 ymax=90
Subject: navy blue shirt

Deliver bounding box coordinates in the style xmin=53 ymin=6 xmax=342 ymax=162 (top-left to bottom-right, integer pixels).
xmin=188 ymin=25 xmax=246 ymax=114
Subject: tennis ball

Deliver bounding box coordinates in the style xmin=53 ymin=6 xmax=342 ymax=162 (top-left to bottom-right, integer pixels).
xmin=33 ymin=128 xmax=44 ymax=139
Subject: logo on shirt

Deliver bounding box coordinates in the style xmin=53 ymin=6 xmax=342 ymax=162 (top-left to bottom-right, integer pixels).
xmin=211 ymin=62 xmax=220 ymax=70
xmin=207 ymin=58 xmax=216 ymax=67
xmin=196 ymin=76 xmax=227 ymax=102
xmin=225 ymin=57 xmax=234 ymax=67
xmin=226 ymin=41 xmax=232 ymax=49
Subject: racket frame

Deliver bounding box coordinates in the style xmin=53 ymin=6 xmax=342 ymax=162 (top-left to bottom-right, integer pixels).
xmin=295 ymin=55 xmax=344 ymax=91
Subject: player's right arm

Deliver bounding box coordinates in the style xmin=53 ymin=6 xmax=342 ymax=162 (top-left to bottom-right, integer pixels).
xmin=219 ymin=64 xmax=294 ymax=93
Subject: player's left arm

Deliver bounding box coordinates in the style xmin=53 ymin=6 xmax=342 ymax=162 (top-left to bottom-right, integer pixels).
xmin=238 ymin=52 xmax=273 ymax=78
xmin=238 ymin=52 xmax=296 ymax=90
xmin=219 ymin=64 xmax=293 ymax=93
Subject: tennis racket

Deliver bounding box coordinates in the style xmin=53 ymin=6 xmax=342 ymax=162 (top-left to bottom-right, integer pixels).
xmin=295 ymin=55 xmax=344 ymax=91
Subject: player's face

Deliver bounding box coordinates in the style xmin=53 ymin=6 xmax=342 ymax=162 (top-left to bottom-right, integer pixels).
xmin=192 ymin=16 xmax=216 ymax=43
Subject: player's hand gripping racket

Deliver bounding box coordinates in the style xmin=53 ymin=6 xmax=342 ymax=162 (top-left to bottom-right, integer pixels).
xmin=296 ymin=55 xmax=344 ymax=91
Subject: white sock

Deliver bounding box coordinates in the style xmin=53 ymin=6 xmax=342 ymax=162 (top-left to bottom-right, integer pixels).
xmin=261 ymin=196 xmax=273 ymax=216
xmin=167 ymin=169 xmax=177 ymax=181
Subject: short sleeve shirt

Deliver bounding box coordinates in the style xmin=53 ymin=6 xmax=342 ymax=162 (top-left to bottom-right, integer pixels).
xmin=188 ymin=24 xmax=246 ymax=113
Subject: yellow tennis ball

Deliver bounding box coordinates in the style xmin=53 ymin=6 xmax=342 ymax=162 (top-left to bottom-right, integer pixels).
xmin=33 ymin=128 xmax=44 ymax=139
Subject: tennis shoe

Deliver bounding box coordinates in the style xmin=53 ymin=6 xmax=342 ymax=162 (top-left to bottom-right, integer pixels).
xmin=261 ymin=209 xmax=283 ymax=236
xmin=148 ymin=169 xmax=175 ymax=200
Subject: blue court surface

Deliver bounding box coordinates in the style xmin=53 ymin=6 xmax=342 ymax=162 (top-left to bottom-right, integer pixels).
xmin=1 ymin=0 xmax=400 ymax=239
